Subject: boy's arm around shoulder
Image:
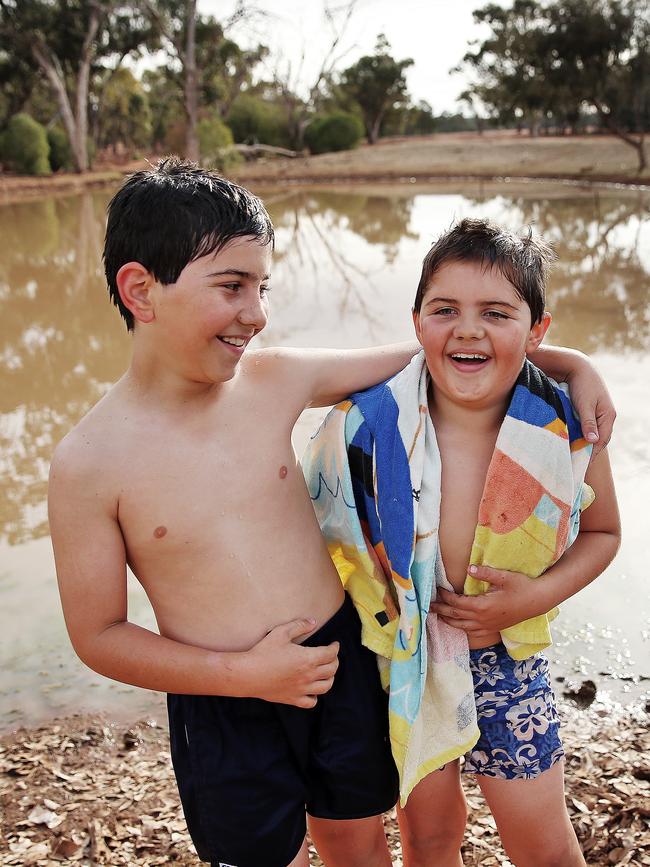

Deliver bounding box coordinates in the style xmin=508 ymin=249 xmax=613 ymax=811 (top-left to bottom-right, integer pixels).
xmin=247 ymin=341 xmax=419 ymax=412
xmin=48 ymin=435 xmax=339 ymax=707
xmin=529 ymin=344 xmax=616 ymax=456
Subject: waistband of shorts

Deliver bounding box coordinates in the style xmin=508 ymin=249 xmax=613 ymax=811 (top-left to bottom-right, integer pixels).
xmin=469 ymin=641 xmax=506 ymax=659
xmin=301 ymin=593 xmax=356 ymax=647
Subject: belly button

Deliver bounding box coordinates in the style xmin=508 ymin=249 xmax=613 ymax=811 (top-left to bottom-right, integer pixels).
xmin=153 ymin=526 xmax=167 ymax=539
xmin=279 ymin=465 xmax=288 ymax=479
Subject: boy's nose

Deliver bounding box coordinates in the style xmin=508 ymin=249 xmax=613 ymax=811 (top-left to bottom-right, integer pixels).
xmin=453 ymin=317 xmax=485 ymax=340
xmin=238 ymin=294 xmax=268 ymax=329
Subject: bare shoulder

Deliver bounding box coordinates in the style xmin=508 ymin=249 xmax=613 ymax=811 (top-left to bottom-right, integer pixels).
xmin=239 ymin=347 xmax=310 ymax=412
xmin=242 ymin=346 xmax=303 ymax=378
xmin=49 ymin=386 xmax=125 ymax=503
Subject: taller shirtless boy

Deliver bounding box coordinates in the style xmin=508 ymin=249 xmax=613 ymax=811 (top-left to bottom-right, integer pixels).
xmin=49 ymin=158 xmax=615 ymax=867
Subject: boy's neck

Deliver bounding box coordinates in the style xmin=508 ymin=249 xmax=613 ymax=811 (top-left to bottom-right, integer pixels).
xmin=428 ymin=386 xmax=509 ymax=437
xmin=123 ymin=345 xmax=230 ymax=409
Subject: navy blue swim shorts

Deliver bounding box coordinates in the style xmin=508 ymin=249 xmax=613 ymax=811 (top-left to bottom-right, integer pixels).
xmin=167 ymin=593 xmax=399 ymax=867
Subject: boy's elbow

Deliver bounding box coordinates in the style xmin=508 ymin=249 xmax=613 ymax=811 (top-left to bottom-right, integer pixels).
xmin=600 ymin=526 xmax=621 ymax=570
xmin=67 ymin=620 xmax=124 ymax=677
xmin=611 ymin=526 xmax=622 ymax=558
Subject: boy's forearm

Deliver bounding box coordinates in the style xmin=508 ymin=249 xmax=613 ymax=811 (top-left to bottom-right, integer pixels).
xmin=527 ymin=344 xmax=588 ymax=382
xmin=531 ymin=530 xmax=621 ymax=615
xmin=76 ymin=621 xmax=257 ymax=696
xmin=308 ymin=341 xmax=421 ymax=408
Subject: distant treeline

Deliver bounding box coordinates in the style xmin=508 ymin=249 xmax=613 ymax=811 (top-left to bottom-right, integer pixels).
xmin=0 ymin=0 xmax=647 ymax=176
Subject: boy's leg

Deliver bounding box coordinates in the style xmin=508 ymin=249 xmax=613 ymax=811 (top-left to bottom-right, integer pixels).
xmin=465 ymin=644 xmax=580 ymax=866
xmin=168 ymin=692 xmax=309 ymax=867
xmin=294 ymin=595 xmax=399 ymax=867
xmin=307 ymin=815 xmax=390 ymax=867
xmin=477 ymin=761 xmax=586 ymax=867
xmin=287 ymin=838 xmax=310 ymax=867
xmin=397 ymin=761 xmax=466 ymax=867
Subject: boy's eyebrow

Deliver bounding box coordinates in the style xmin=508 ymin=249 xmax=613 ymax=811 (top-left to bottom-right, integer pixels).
xmin=206 ymin=269 xmax=271 ymax=280
xmin=425 ymin=296 xmax=519 ymax=310
xmin=481 ymin=299 xmax=520 ymax=310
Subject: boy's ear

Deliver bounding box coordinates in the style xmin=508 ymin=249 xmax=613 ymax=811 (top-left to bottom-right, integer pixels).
xmin=412 ymin=308 xmax=424 ymax=346
xmin=116 ymin=262 xmax=157 ymax=325
xmin=526 ymin=311 xmax=552 ymax=354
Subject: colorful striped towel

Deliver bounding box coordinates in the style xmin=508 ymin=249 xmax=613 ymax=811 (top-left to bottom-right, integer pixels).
xmin=464 ymin=359 xmax=594 ymax=658
xmin=302 ymin=350 xmax=592 ymax=804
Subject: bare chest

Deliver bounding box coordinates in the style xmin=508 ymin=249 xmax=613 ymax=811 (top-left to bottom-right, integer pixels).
xmin=115 ymin=419 xmax=298 ymax=568
xmin=437 ymin=436 xmax=496 ymax=590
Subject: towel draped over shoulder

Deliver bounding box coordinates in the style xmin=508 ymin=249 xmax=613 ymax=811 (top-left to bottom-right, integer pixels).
xmin=302 ymin=352 xmax=593 ymax=804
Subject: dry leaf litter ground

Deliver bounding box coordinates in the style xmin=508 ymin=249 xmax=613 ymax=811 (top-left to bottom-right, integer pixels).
xmin=1 ymin=700 xmax=648 ymax=866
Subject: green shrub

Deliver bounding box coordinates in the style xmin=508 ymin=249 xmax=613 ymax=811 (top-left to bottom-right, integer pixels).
xmin=0 ymin=113 xmax=51 ymax=175
xmin=304 ymin=111 xmax=364 ymax=154
xmin=198 ymin=115 xmax=241 ymax=172
xmin=47 ymin=126 xmax=73 ymax=171
xmin=227 ymin=94 xmax=292 ymax=148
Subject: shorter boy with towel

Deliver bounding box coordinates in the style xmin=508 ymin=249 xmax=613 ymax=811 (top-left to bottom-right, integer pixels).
xmin=303 ymin=218 xmax=620 ymax=866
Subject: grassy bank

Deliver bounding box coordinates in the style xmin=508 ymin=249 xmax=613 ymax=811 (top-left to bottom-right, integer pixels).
xmin=1 ymin=701 xmax=648 ymax=865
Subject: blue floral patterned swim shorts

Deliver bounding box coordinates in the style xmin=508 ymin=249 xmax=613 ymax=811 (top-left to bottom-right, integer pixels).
xmin=463 ymin=643 xmax=564 ymax=780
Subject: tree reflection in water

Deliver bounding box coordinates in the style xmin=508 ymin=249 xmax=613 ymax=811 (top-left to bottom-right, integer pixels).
xmin=0 ymin=184 xmax=648 ymax=545
xmin=478 ymin=191 xmax=650 ymax=353
xmin=258 ymin=188 xmax=418 ymax=346
xmin=0 ymin=191 xmax=129 ymax=545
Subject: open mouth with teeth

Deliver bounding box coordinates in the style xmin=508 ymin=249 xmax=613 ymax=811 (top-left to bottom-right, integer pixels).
xmin=448 ymin=352 xmax=490 ymax=368
xmin=218 ymin=336 xmax=247 ymax=348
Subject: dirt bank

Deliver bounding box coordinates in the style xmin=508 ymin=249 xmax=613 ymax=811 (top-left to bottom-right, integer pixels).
xmin=1 ymin=701 xmax=648 ymax=866
xmin=232 ymin=133 xmax=650 ymax=188
xmin=0 ymin=134 xmax=648 ymax=205
xmin=0 ymin=169 xmax=125 ymax=205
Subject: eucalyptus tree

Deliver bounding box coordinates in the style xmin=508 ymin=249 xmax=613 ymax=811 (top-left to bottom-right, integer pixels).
xmin=268 ymin=0 xmax=359 ymax=150
xmin=0 ymin=0 xmax=154 ymax=172
xmin=546 ymin=0 xmax=649 ymax=171
xmin=139 ymin=0 xmax=263 ymax=161
xmin=460 ymin=0 xmax=649 ymax=170
xmin=458 ymin=0 xmax=555 ymax=135
xmin=338 ymin=34 xmax=413 ymax=144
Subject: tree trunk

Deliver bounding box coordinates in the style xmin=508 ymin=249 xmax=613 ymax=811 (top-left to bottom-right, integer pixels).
xmin=31 ymin=6 xmax=100 ymax=173
xmin=594 ymin=101 xmax=647 ymax=174
xmin=32 ymin=44 xmax=80 ymax=168
xmin=606 ymin=125 xmax=646 ymax=173
xmin=184 ymin=0 xmax=199 ymax=162
xmin=367 ymin=113 xmax=383 ymax=145
xmin=75 ymin=4 xmax=101 ymax=171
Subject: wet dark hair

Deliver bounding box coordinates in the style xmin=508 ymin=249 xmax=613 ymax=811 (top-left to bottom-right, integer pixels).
xmin=413 ymin=218 xmax=556 ymax=324
xmin=103 ymin=156 xmax=275 ymax=330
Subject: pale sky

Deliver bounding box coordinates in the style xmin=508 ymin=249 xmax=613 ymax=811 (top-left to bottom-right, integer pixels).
xmin=199 ymin=0 xmax=499 ymax=114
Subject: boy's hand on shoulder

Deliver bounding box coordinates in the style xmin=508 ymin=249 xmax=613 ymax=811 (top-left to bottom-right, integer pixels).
xmin=242 ymin=619 xmax=340 ymax=708
xmin=430 ymin=567 xmax=547 ymax=636
xmin=563 ymin=354 xmax=616 ymax=457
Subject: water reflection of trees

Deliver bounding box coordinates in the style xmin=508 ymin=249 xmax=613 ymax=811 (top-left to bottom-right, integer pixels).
xmin=0 ymin=191 xmax=129 ymax=545
xmin=262 ymin=189 xmax=417 ymax=345
xmin=467 ymin=191 xmax=650 ymax=353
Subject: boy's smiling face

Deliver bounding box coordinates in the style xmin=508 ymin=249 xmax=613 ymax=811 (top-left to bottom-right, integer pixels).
xmin=147 ymin=235 xmax=272 ymax=383
xmin=413 ymin=259 xmax=550 ymax=412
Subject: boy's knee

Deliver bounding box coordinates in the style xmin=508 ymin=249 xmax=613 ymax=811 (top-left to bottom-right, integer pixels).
xmin=308 ymin=815 xmax=389 ymax=867
xmin=401 ymin=797 xmax=467 ymax=857
xmin=504 ymin=835 xmax=583 ymax=867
